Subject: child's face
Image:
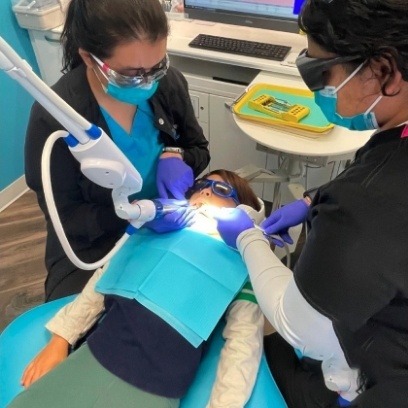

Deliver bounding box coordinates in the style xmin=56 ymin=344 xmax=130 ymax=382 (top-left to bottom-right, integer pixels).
xmin=188 ymin=175 xmax=238 ymax=209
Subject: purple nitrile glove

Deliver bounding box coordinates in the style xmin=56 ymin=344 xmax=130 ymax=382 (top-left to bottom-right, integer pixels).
xmin=144 ymin=202 xmax=196 ymax=234
xmin=215 ymin=208 xmax=255 ymax=249
xmin=261 ymin=199 xmax=309 ymax=247
xmin=156 ymin=157 xmax=194 ymax=199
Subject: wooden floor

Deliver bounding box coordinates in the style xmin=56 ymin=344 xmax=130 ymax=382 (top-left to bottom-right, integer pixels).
xmin=0 ymin=190 xmax=47 ymax=332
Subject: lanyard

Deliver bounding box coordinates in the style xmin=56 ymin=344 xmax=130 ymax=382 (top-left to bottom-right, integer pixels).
xmin=401 ymin=124 xmax=408 ymax=138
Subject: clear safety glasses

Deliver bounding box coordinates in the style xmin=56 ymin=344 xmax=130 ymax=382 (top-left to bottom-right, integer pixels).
xmin=91 ymin=53 xmax=169 ymax=88
xmin=295 ymin=48 xmax=362 ymax=91
xmin=192 ymin=179 xmax=240 ymax=205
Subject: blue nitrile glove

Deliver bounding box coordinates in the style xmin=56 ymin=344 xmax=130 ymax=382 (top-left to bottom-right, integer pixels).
xmin=215 ymin=208 xmax=255 ymax=249
xmin=156 ymin=157 xmax=194 ymax=199
xmin=144 ymin=199 xmax=195 ymax=233
xmin=261 ymin=199 xmax=309 ymax=247
xmin=337 ymin=396 xmax=352 ymax=407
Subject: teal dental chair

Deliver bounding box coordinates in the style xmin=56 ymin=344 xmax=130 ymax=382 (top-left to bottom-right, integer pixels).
xmin=0 ymin=296 xmax=287 ymax=408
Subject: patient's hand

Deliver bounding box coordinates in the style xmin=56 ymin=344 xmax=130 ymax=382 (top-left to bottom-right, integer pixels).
xmin=21 ymin=334 xmax=69 ymax=388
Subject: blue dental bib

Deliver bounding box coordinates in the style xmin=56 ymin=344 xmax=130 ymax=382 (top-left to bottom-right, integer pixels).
xmin=95 ymin=228 xmax=248 ymax=347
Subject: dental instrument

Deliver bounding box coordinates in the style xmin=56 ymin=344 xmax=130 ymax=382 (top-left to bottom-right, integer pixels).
xmin=252 ymin=224 xmax=291 ymax=266
xmin=0 ymin=36 xmax=181 ymax=270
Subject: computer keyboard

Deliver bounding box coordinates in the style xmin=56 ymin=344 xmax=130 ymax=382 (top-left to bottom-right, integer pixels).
xmin=188 ymin=34 xmax=291 ymax=61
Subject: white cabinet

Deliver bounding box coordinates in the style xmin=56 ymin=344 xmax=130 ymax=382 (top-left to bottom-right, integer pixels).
xmin=172 ymin=51 xmax=269 ymax=195
xmin=208 ymin=94 xmax=265 ymax=170
xmin=177 ymin=66 xmax=267 ymax=196
xmin=208 ymin=94 xmax=266 ymax=196
xmin=189 ymin=90 xmax=210 ymax=175
xmin=28 ymin=28 xmax=63 ymax=86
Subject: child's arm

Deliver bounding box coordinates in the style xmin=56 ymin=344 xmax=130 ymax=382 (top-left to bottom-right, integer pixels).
xmin=207 ymin=284 xmax=264 ymax=408
xmin=21 ymin=333 xmax=69 ymax=387
xmin=45 ymin=265 xmax=106 ymax=345
xmin=21 ymin=265 xmax=106 ymax=387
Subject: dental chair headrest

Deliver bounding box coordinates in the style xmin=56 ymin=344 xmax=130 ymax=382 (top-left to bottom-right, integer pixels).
xmin=238 ymin=197 xmax=265 ymax=226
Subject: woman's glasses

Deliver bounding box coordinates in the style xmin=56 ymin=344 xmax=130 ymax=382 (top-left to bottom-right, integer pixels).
xmin=295 ymin=49 xmax=361 ymax=91
xmin=191 ymin=179 xmax=240 ymax=205
xmin=91 ymin=54 xmax=169 ymax=88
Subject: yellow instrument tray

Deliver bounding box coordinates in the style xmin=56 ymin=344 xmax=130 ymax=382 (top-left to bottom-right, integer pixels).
xmin=233 ymin=83 xmax=334 ymax=134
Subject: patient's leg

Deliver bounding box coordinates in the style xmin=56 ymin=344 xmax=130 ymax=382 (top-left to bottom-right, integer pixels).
xmin=9 ymin=344 xmax=180 ymax=408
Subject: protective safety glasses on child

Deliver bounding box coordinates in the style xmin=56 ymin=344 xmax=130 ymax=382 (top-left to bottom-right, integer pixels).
xmin=91 ymin=53 xmax=169 ymax=87
xmin=295 ymin=49 xmax=362 ymax=91
xmin=191 ymin=179 xmax=240 ymax=205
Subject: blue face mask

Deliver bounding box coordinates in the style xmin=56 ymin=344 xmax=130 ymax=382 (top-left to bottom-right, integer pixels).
xmin=94 ymin=66 xmax=159 ymax=105
xmin=106 ymin=81 xmax=159 ymax=105
xmin=314 ymin=63 xmax=382 ymax=131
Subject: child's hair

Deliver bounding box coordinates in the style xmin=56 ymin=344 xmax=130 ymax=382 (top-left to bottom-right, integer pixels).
xmin=61 ymin=0 xmax=169 ymax=72
xmin=201 ymin=169 xmax=261 ymax=211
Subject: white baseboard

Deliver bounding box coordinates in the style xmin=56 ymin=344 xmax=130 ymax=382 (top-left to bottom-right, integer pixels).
xmin=0 ymin=176 xmax=29 ymax=213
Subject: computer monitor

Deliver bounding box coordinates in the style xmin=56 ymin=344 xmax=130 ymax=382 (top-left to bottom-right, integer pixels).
xmin=183 ymin=0 xmax=305 ymax=33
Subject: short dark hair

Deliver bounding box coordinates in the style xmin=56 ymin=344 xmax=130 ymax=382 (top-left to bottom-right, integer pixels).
xmin=299 ymin=0 xmax=408 ymax=83
xmin=61 ymin=0 xmax=169 ymax=72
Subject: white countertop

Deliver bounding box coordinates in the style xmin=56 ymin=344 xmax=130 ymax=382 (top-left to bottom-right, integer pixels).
xmin=167 ymin=18 xmax=305 ymax=76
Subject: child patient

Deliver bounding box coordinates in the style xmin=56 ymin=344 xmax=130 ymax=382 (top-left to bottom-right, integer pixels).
xmin=11 ymin=170 xmax=265 ymax=408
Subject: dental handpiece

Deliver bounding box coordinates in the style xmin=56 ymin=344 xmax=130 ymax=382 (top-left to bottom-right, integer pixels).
xmin=152 ymin=200 xmax=192 ymax=217
xmin=254 ymin=224 xmax=291 ymax=266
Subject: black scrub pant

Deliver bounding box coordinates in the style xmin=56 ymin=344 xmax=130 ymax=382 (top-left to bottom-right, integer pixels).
xmin=264 ymin=332 xmax=339 ymax=408
xmin=45 ymin=268 xmax=95 ymax=302
xmin=264 ymin=333 xmax=408 ymax=408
